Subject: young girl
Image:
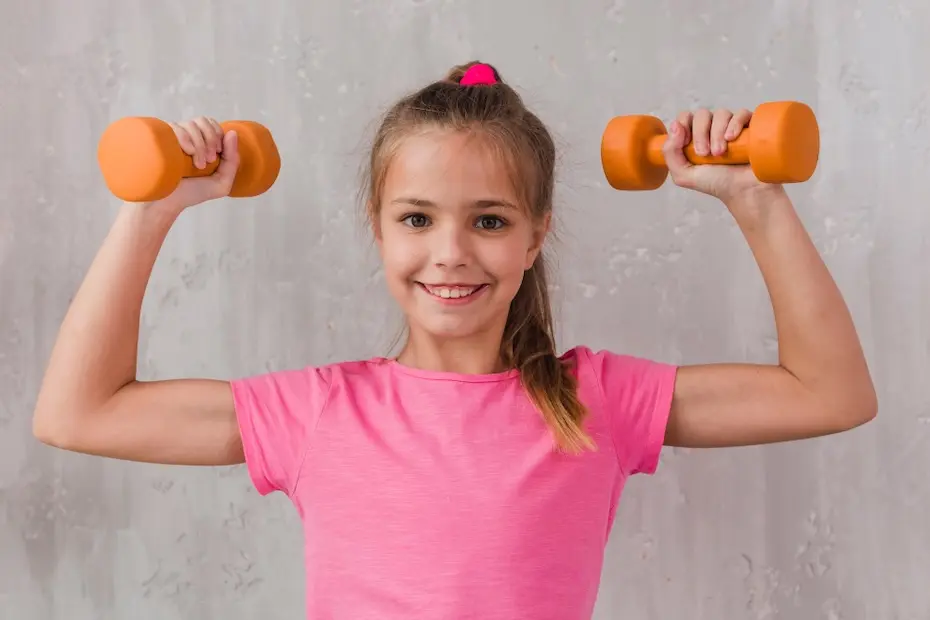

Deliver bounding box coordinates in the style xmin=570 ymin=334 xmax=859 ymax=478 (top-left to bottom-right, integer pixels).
xmin=33 ymin=61 xmax=877 ymax=619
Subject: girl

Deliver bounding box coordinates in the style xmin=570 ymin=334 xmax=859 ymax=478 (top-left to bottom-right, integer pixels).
xmin=33 ymin=61 xmax=877 ymax=619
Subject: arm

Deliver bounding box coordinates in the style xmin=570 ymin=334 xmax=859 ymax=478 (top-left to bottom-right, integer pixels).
xmin=33 ymin=118 xmax=246 ymax=465
xmin=666 ymin=186 xmax=876 ymax=447
xmin=659 ymin=109 xmax=877 ymax=448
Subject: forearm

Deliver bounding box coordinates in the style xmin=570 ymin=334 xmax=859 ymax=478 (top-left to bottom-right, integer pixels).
xmin=34 ymin=200 xmax=183 ymax=432
xmin=726 ymin=186 xmax=875 ymax=411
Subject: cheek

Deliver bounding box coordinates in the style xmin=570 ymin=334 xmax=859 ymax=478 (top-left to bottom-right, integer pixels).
xmin=482 ymin=236 xmax=533 ymax=281
xmin=379 ymin=228 xmax=421 ymax=282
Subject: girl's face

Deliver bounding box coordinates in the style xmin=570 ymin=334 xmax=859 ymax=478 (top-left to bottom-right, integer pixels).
xmin=375 ymin=130 xmax=548 ymax=346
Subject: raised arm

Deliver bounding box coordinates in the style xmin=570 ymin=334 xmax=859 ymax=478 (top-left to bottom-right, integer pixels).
xmin=659 ymin=108 xmax=877 ymax=448
xmin=33 ymin=117 xmax=247 ymax=465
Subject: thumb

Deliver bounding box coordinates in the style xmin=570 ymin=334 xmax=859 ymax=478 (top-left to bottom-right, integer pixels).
xmin=663 ymin=121 xmax=695 ymax=187
xmin=213 ymin=130 xmax=240 ymax=194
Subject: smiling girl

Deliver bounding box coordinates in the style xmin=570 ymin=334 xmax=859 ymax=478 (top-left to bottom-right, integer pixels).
xmin=33 ymin=61 xmax=876 ymax=619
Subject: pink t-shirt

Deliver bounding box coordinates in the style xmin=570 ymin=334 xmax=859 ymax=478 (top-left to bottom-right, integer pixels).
xmin=230 ymin=345 xmax=677 ymax=620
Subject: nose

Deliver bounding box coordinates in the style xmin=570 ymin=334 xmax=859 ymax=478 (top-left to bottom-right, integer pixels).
xmin=431 ymin=222 xmax=472 ymax=269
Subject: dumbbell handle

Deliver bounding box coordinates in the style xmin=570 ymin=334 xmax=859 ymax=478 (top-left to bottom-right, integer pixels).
xmin=646 ymin=130 xmax=752 ymax=168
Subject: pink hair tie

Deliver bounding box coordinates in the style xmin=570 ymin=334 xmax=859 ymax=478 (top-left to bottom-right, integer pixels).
xmin=459 ymin=64 xmax=497 ymax=86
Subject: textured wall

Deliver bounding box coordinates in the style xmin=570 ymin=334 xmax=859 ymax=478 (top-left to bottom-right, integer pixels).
xmin=2 ymin=1 xmax=928 ymax=618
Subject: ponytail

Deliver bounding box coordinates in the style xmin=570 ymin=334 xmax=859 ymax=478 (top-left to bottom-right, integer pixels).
xmin=501 ymin=255 xmax=594 ymax=454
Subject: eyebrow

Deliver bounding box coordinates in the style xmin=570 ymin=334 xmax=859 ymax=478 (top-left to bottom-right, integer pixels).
xmin=390 ymin=197 xmax=518 ymax=210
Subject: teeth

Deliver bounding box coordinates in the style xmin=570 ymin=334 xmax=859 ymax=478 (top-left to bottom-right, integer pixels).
xmin=425 ymin=285 xmax=479 ymax=299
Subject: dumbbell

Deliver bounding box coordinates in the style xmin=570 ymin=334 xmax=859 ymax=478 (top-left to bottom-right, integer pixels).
xmin=600 ymin=101 xmax=820 ymax=191
xmin=97 ymin=117 xmax=281 ymax=202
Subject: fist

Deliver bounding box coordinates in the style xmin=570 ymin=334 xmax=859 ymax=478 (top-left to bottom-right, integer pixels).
xmin=662 ymin=108 xmax=767 ymax=202
xmin=163 ymin=116 xmax=240 ymax=209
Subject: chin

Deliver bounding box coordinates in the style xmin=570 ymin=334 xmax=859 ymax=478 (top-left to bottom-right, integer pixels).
xmin=414 ymin=315 xmax=486 ymax=340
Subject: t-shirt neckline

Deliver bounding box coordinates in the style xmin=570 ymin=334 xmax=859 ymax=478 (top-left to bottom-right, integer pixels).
xmin=375 ymin=358 xmax=521 ymax=383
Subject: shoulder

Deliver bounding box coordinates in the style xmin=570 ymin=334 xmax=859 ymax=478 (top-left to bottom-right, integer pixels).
xmin=229 ymin=356 xmax=395 ymax=400
xmin=561 ymin=345 xmax=677 ymax=387
xmin=561 ymin=345 xmax=679 ymax=434
xmin=564 ymin=346 xmax=678 ymax=476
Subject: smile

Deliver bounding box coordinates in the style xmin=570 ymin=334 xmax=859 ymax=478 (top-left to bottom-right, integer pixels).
xmin=418 ymin=283 xmax=488 ymax=300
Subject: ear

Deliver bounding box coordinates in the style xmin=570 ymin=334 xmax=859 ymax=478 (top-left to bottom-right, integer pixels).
xmin=524 ymin=212 xmax=551 ymax=270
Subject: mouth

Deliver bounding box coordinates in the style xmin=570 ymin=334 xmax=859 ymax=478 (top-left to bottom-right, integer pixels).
xmin=416 ymin=282 xmax=489 ymax=301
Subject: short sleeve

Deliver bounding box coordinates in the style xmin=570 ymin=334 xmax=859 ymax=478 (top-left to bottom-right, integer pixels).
xmin=230 ymin=366 xmax=332 ymax=497
xmin=580 ymin=347 xmax=678 ymax=476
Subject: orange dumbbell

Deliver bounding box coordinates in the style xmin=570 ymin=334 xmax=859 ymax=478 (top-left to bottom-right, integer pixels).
xmin=97 ymin=117 xmax=281 ymax=202
xmin=600 ymin=101 xmax=820 ymax=191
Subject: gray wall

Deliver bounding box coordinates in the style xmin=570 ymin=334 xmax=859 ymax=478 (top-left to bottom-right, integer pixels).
xmin=2 ymin=1 xmax=927 ymax=618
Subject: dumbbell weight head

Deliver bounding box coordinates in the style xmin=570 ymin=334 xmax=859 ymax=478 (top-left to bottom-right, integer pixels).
xmin=221 ymin=120 xmax=281 ymax=198
xmin=745 ymin=101 xmax=819 ymax=185
xmin=600 ymin=101 xmax=820 ymax=191
xmin=600 ymin=114 xmax=670 ymax=191
xmin=97 ymin=117 xmax=281 ymax=203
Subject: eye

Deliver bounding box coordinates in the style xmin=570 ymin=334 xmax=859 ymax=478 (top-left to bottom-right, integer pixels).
xmin=401 ymin=213 xmax=430 ymax=228
xmin=475 ymin=215 xmax=506 ymax=230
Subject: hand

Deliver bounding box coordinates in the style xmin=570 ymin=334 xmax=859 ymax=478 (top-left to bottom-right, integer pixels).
xmin=663 ymin=108 xmax=775 ymax=204
xmin=160 ymin=116 xmax=240 ymax=209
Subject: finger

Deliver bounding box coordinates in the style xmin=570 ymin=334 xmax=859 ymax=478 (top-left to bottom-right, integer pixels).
xmin=192 ymin=116 xmax=220 ymax=163
xmin=691 ymin=108 xmax=712 ymax=156
xmin=207 ymin=118 xmax=224 ymax=152
xmin=710 ymin=108 xmax=733 ymax=156
xmin=168 ymin=121 xmax=197 ymax=157
xmin=675 ymin=110 xmax=694 ymax=146
xmin=662 ymin=120 xmax=694 ymax=186
xmin=212 ymin=130 xmax=240 ymax=194
xmin=725 ymin=108 xmax=752 ymax=141
xmin=180 ymin=120 xmax=207 ymax=169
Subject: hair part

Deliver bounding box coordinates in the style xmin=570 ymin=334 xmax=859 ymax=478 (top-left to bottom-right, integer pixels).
xmin=361 ymin=61 xmax=594 ymax=454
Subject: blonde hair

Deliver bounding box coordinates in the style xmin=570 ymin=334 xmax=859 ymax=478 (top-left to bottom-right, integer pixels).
xmin=361 ymin=61 xmax=594 ymax=454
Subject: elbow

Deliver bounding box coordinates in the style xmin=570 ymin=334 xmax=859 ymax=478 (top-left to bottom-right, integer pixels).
xmin=32 ymin=408 xmax=80 ymax=451
xmin=33 ymin=387 xmax=124 ymax=453
xmin=32 ymin=386 xmax=88 ymax=450
xmin=856 ymin=371 xmax=879 ymax=424
xmin=32 ymin=413 xmax=64 ymax=448
xmin=856 ymin=385 xmax=879 ymax=426
xmin=802 ymin=369 xmax=878 ymax=436
xmin=833 ymin=379 xmax=878 ymax=432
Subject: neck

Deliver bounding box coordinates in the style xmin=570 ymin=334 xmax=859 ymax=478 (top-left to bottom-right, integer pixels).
xmin=396 ymin=324 xmax=509 ymax=375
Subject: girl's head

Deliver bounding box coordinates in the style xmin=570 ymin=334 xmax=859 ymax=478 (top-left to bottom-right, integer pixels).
xmin=362 ymin=61 xmax=593 ymax=453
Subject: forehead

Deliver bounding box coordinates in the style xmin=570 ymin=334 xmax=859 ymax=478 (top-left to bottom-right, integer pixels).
xmin=382 ymin=130 xmax=520 ymax=204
